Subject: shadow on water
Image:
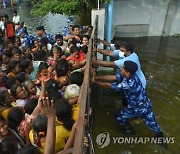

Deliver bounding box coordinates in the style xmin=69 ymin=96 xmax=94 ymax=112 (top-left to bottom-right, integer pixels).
xmin=92 ymin=37 xmax=180 ymax=154
xmin=1 ymin=3 xmax=67 ymax=36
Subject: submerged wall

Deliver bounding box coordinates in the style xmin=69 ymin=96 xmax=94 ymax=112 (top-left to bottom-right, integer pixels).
xmin=113 ymin=0 xmax=180 ymax=37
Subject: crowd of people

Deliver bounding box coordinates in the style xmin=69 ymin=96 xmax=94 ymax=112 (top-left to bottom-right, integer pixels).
xmin=0 ymin=0 xmax=23 ymax=8
xmin=0 ymin=9 xmax=92 ymax=154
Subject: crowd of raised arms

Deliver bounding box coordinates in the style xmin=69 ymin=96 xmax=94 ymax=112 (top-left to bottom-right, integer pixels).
xmin=0 ymin=10 xmax=92 ymax=154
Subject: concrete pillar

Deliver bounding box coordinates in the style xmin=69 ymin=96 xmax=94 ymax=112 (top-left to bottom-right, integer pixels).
xmin=92 ymin=9 xmax=105 ymax=60
xmin=162 ymin=0 xmax=177 ymax=36
xmin=106 ymin=0 xmax=114 ymax=61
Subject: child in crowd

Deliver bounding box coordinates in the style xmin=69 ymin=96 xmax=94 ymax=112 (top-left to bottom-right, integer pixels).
xmin=10 ymin=84 xmax=28 ymax=107
xmin=37 ymin=62 xmax=50 ymax=83
xmin=11 ymin=46 xmax=22 ymax=60
xmin=82 ymin=35 xmax=90 ymax=46
xmin=32 ymin=39 xmax=39 ymax=53
xmin=8 ymin=60 xmax=21 ymax=77
xmin=0 ymin=52 xmax=10 ymax=73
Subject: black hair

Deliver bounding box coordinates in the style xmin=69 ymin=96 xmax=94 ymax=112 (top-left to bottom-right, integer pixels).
xmin=3 ymin=38 xmax=11 ymax=45
xmin=24 ymin=98 xmax=38 ymax=115
xmin=82 ymin=34 xmax=90 ymax=40
xmin=0 ymin=52 xmax=11 ymax=62
xmin=68 ymin=41 xmax=75 ymax=47
xmin=15 ymin=36 xmax=21 ymax=41
xmin=8 ymin=107 xmax=25 ymax=129
xmin=8 ymin=60 xmax=20 ymax=73
xmin=17 ymin=72 xmax=26 ymax=83
xmin=72 ymin=25 xmax=80 ymax=31
xmin=70 ymin=72 xmax=84 ymax=86
xmin=22 ymin=46 xmax=30 ymax=55
xmin=2 ymin=76 xmax=17 ymax=89
xmin=0 ymin=90 xmax=6 ymax=105
xmin=48 ymin=90 xmax=62 ymax=102
xmin=0 ymin=137 xmax=18 ymax=154
xmin=13 ymin=9 xmax=17 ymax=14
xmin=10 ymin=84 xmax=20 ymax=98
xmin=45 ymin=79 xmax=59 ymax=94
xmin=33 ymin=50 xmax=47 ymax=61
xmin=39 ymin=37 xmax=48 ymax=47
xmin=0 ymin=114 xmax=6 ymax=122
xmin=55 ymin=59 xmax=69 ymax=77
xmin=24 ymin=54 xmax=33 ymax=61
xmin=20 ymin=58 xmax=31 ymax=72
xmin=81 ymin=45 xmax=88 ymax=54
xmin=87 ymin=25 xmax=93 ymax=29
xmin=36 ymin=26 xmax=45 ymax=31
xmin=32 ymin=114 xmax=47 ymax=136
xmin=121 ymin=42 xmax=134 ymax=53
xmin=18 ymin=146 xmax=40 ymax=154
xmin=114 ymin=40 xmax=122 ymax=50
xmin=55 ymin=34 xmax=63 ymax=40
xmin=12 ymin=46 xmax=22 ymax=55
xmin=38 ymin=62 xmax=48 ymax=73
xmin=55 ymin=99 xmax=74 ymax=131
xmin=4 ymin=14 xmax=9 ymax=19
xmin=69 ymin=45 xmax=80 ymax=54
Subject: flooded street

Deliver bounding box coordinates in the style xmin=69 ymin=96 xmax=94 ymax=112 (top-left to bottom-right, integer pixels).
xmin=1 ymin=3 xmax=67 ymax=36
xmin=92 ymin=37 xmax=180 ymax=154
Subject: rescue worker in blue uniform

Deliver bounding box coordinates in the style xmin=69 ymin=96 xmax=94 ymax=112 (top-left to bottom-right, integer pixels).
xmin=17 ymin=28 xmax=34 ymax=48
xmin=92 ymin=60 xmax=164 ymax=137
xmin=36 ymin=26 xmax=55 ymax=45
xmin=62 ymin=17 xmax=74 ymax=37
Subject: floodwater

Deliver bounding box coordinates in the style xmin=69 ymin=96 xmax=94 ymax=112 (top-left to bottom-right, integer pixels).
xmin=1 ymin=3 xmax=67 ymax=36
xmin=92 ymin=37 xmax=180 ymax=154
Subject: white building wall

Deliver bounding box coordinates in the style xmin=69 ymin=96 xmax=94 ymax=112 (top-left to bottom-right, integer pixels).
xmin=170 ymin=1 xmax=180 ymax=35
xmin=112 ymin=0 xmax=179 ymax=37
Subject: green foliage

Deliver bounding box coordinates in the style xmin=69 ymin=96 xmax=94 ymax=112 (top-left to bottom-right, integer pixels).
xmin=29 ymin=0 xmax=110 ymax=16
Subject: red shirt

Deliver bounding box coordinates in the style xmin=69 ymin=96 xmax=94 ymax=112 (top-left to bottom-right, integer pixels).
xmin=66 ymin=51 xmax=85 ymax=63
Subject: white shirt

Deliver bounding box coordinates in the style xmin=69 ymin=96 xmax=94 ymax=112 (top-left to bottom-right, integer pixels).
xmin=13 ymin=15 xmax=21 ymax=24
xmin=0 ymin=21 xmax=4 ymax=30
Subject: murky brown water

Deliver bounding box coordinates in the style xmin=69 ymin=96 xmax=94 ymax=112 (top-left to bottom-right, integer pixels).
xmin=92 ymin=37 xmax=180 ymax=154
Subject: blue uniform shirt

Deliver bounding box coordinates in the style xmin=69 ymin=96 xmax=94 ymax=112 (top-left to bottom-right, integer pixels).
xmin=62 ymin=26 xmax=72 ymax=36
xmin=37 ymin=33 xmax=55 ymax=45
xmin=112 ymin=74 xmax=151 ymax=110
xmin=113 ymin=51 xmax=146 ymax=88
xmin=22 ymin=34 xmax=34 ymax=48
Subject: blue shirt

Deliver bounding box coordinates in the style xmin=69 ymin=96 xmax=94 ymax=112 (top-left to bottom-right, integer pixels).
xmin=22 ymin=34 xmax=34 ymax=48
xmin=37 ymin=33 xmax=55 ymax=45
xmin=113 ymin=51 xmax=146 ymax=88
xmin=112 ymin=74 xmax=152 ymax=111
xmin=62 ymin=26 xmax=72 ymax=36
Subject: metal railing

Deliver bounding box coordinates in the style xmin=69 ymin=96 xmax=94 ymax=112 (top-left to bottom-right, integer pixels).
xmin=72 ymin=15 xmax=98 ymax=154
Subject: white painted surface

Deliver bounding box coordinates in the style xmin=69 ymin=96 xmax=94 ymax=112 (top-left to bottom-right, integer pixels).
xmin=112 ymin=0 xmax=179 ymax=37
xmin=92 ymin=9 xmax=105 ymax=60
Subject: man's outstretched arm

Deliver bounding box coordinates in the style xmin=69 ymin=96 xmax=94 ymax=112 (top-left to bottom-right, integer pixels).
xmin=93 ymin=59 xmax=118 ymax=68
